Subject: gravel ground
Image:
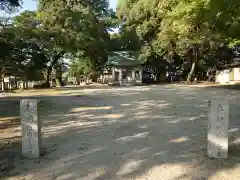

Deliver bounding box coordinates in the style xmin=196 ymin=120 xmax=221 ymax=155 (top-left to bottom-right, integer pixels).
xmin=1 ymin=84 xmax=240 ymax=180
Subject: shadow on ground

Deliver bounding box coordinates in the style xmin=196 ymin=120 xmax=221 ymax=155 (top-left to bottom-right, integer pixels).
xmin=204 ymin=83 xmax=240 ymax=91
xmin=0 ymin=85 xmax=240 ymax=180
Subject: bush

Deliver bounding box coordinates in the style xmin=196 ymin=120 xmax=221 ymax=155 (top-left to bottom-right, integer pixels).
xmin=33 ymin=82 xmax=50 ymax=89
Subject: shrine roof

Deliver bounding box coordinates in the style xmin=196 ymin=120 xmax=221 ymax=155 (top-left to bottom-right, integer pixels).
xmin=107 ymin=51 xmax=140 ymax=67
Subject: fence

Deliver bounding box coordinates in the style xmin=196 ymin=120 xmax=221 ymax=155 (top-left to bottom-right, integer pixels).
xmin=0 ymin=80 xmax=38 ymax=90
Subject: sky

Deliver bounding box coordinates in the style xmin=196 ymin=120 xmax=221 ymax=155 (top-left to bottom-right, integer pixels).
xmin=18 ymin=0 xmax=37 ymax=12
xmin=19 ymin=0 xmax=118 ymax=11
xmin=0 ymin=0 xmax=117 ymax=16
xmin=109 ymin=0 xmax=117 ymax=10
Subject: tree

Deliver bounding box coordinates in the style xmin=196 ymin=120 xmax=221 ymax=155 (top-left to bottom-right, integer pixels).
xmin=36 ymin=0 xmax=112 ymax=85
xmin=0 ymin=0 xmax=20 ymax=11
xmin=116 ymin=0 xmax=169 ymax=82
xmin=0 ymin=0 xmax=119 ymax=90
xmin=6 ymin=11 xmax=48 ymax=78
xmin=0 ymin=10 xmax=51 ymax=90
xmin=68 ymin=57 xmax=93 ymax=84
xmin=109 ymin=28 xmax=140 ymax=51
xmin=116 ymin=0 xmax=240 ymax=83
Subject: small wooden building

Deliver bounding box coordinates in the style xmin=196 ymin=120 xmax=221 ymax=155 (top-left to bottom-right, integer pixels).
xmin=216 ymin=48 xmax=240 ymax=84
xmin=107 ymin=51 xmax=143 ymax=86
xmin=216 ymin=67 xmax=240 ymax=84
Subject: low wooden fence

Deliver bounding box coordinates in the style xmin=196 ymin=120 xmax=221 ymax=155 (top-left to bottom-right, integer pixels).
xmin=0 ymin=81 xmax=40 ymax=90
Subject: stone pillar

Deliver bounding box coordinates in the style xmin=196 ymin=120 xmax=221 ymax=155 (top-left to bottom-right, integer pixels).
xmin=20 ymin=99 xmax=41 ymax=158
xmin=208 ymin=99 xmax=229 ymax=159
xmin=1 ymin=78 xmax=4 ymax=91
xmin=139 ymin=67 xmax=143 ymax=84
xmin=132 ymin=69 xmax=135 ymax=83
xmin=119 ymin=69 xmax=122 ymax=84
xmin=112 ymin=67 xmax=115 ymax=81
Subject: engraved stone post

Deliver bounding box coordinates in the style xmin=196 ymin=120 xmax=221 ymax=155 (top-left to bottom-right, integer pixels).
xmin=139 ymin=67 xmax=143 ymax=84
xmin=112 ymin=67 xmax=115 ymax=81
xmin=20 ymin=99 xmax=41 ymax=158
xmin=119 ymin=69 xmax=123 ymax=84
xmin=208 ymin=99 xmax=229 ymax=159
xmin=132 ymin=69 xmax=135 ymax=83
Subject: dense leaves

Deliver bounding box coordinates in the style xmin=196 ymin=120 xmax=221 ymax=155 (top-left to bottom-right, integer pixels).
xmin=0 ymin=0 xmax=115 ymax=88
xmin=1 ymin=0 xmax=240 ymax=88
xmin=116 ymin=0 xmax=240 ymax=82
xmin=0 ymin=11 xmax=48 ymax=82
xmin=0 ymin=0 xmax=20 ymax=11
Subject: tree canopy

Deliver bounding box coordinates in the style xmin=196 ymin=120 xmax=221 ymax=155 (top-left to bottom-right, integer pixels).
xmin=0 ymin=0 xmax=115 ymax=88
xmin=1 ymin=0 xmax=240 ymax=89
xmin=0 ymin=0 xmax=20 ymax=10
xmin=116 ymin=0 xmax=240 ymax=82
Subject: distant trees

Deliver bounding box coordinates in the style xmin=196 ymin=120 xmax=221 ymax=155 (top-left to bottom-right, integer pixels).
xmin=0 ymin=0 xmax=116 ymax=89
xmin=2 ymin=0 xmax=240 ymax=88
xmin=0 ymin=0 xmax=20 ymax=10
xmin=116 ymin=0 xmax=240 ymax=83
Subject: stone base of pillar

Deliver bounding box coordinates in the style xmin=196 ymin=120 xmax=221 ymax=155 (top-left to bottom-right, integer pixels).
xmin=133 ymin=79 xmax=142 ymax=85
xmin=109 ymin=80 xmax=120 ymax=86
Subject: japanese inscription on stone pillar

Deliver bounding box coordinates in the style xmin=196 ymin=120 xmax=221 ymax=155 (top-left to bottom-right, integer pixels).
xmin=208 ymin=99 xmax=229 ymax=159
xmin=20 ymin=99 xmax=41 ymax=158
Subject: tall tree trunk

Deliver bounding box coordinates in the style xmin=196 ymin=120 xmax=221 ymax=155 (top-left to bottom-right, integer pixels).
xmin=155 ymin=72 xmax=161 ymax=83
xmin=76 ymin=72 xmax=80 ymax=85
xmin=187 ymin=62 xmax=196 ymax=84
xmin=1 ymin=70 xmax=5 ymax=91
xmin=45 ymin=52 xmax=64 ymax=87
xmin=45 ymin=67 xmax=52 ymax=87
xmin=187 ymin=47 xmax=198 ymax=84
xmin=1 ymin=76 xmax=4 ymax=91
xmin=55 ymin=78 xmax=61 ymax=87
xmin=160 ymin=68 xmax=167 ymax=82
xmin=155 ymin=67 xmax=163 ymax=83
xmin=55 ymin=66 xmax=62 ymax=87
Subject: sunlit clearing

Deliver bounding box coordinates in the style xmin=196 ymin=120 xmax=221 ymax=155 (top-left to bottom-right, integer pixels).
xmin=167 ymin=116 xmax=199 ymax=124
xmin=57 ymin=173 xmax=74 ymax=180
xmin=121 ymin=103 xmax=131 ymax=106
xmin=117 ymin=159 xmax=145 ymax=176
xmin=116 ymin=132 xmax=149 ymax=143
xmin=136 ymin=115 xmax=172 ymax=120
xmin=96 ymin=113 xmax=124 ymax=119
xmin=229 ymin=128 xmax=239 ymax=133
xmin=82 ymin=166 xmax=107 ymax=180
xmin=0 ymin=116 xmax=18 ymax=122
xmin=44 ymin=121 xmax=101 ymax=137
xmin=69 ymin=106 xmax=113 ymax=113
xmin=80 ymin=147 xmax=105 ymax=156
xmin=133 ymin=147 xmax=151 ymax=154
xmin=134 ymin=111 xmax=148 ymax=116
xmin=139 ymin=163 xmax=193 ymax=179
xmin=152 ymin=151 xmax=166 ymax=156
xmin=170 ymin=136 xmax=190 ymax=143
xmin=188 ymin=117 xmax=198 ymax=121
xmin=137 ymin=124 xmax=148 ymax=129
xmin=166 ymin=119 xmax=181 ymax=124
xmin=156 ymin=103 xmax=171 ymax=108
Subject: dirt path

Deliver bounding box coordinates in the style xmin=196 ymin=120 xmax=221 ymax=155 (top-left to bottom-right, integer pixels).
xmin=1 ymin=85 xmax=240 ymax=180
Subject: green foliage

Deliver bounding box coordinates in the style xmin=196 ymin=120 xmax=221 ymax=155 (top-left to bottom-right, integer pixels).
xmin=0 ymin=0 xmax=114 ymax=85
xmin=109 ymin=29 xmax=140 ymax=52
xmin=116 ymin=0 xmax=240 ymax=82
xmin=0 ymin=11 xmax=48 ymax=80
xmin=69 ymin=57 xmax=93 ymax=78
xmin=0 ymin=0 xmax=20 ymax=11
xmin=36 ymin=0 xmax=112 ymax=83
